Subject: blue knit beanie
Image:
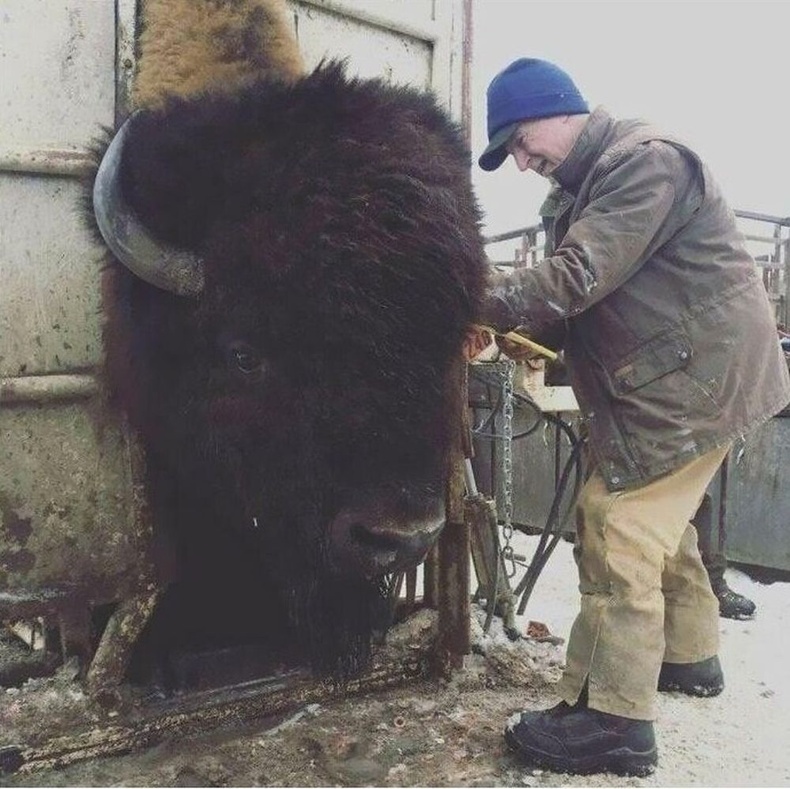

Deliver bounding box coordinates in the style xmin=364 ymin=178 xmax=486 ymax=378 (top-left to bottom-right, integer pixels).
xmin=479 ymin=58 xmax=589 ymax=171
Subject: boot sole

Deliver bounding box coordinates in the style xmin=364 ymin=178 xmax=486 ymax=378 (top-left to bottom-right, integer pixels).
xmin=657 ymin=680 xmax=724 ymax=697
xmin=504 ymin=727 xmax=657 ymax=777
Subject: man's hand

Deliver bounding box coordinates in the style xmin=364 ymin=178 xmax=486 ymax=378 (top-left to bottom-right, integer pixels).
xmin=463 ymin=325 xmax=495 ymax=361
xmin=465 ymin=324 xmax=558 ymax=363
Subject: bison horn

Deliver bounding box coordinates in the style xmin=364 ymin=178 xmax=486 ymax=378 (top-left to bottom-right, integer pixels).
xmin=92 ymin=115 xmax=205 ymax=297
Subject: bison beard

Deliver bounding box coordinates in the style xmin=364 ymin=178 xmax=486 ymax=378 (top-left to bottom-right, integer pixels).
xmin=92 ymin=62 xmax=487 ymax=680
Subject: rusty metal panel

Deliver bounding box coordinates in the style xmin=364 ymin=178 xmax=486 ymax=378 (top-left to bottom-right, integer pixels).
xmin=0 ymin=400 xmax=154 ymax=604
xmin=0 ymin=0 xmax=153 ymax=666
xmin=0 ymin=176 xmax=104 ymax=377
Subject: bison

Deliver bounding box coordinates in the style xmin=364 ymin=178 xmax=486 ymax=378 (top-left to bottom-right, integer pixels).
xmin=88 ymin=0 xmax=486 ymax=679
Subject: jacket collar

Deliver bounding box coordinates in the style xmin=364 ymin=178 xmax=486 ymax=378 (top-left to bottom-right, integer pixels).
xmin=552 ymin=106 xmax=615 ymax=194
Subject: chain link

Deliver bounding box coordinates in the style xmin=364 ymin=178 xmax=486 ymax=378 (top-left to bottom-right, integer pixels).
xmin=498 ymin=359 xmax=517 ymax=578
xmin=470 ymin=360 xmax=529 ymax=580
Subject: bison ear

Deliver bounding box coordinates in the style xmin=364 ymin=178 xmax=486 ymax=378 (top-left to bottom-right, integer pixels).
xmin=92 ymin=114 xmax=206 ymax=298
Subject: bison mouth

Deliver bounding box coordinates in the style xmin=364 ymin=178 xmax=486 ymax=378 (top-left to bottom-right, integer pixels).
xmin=247 ymin=482 xmax=446 ymax=678
xmin=324 ymin=483 xmax=445 ymax=579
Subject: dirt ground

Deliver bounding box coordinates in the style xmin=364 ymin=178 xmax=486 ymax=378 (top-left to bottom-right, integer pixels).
xmin=2 ymin=534 xmax=789 ymax=788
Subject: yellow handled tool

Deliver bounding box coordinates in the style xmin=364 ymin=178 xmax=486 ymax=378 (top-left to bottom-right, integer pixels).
xmin=476 ymin=325 xmax=558 ymax=361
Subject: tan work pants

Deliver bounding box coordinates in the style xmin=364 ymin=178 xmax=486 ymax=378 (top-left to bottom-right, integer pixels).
xmin=556 ymin=443 xmax=731 ymax=720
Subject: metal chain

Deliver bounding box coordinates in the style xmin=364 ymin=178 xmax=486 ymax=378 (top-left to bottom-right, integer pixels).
xmin=499 ymin=359 xmax=518 ymax=578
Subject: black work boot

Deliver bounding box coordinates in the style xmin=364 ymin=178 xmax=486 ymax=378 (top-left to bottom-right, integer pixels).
xmin=504 ymin=702 xmax=657 ymax=777
xmin=658 ymin=655 xmax=724 ymax=697
xmin=714 ymin=580 xmax=756 ymax=620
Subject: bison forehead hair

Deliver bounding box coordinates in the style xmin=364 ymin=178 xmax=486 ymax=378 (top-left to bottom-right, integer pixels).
xmin=124 ymin=61 xmax=483 ymax=342
xmin=99 ymin=61 xmax=487 ymax=676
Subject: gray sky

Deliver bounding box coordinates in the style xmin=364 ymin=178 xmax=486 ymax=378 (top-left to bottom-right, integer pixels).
xmin=470 ymin=0 xmax=790 ymax=238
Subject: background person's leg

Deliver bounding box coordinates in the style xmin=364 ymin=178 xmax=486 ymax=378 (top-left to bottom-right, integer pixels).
xmin=691 ymin=490 xmax=756 ymax=620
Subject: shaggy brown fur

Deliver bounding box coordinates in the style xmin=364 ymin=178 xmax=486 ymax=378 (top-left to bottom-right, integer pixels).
xmin=133 ymin=0 xmax=304 ymax=109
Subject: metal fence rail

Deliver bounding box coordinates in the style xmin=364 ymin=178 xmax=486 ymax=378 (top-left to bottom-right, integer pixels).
xmin=484 ymin=211 xmax=790 ymax=326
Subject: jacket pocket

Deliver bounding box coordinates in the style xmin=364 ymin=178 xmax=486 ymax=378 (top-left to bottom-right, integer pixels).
xmin=611 ymin=328 xmax=693 ymax=394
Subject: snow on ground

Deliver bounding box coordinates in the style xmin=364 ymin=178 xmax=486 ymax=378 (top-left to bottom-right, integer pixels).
xmin=511 ymin=531 xmax=790 ymax=787
xmin=3 ymin=531 xmax=788 ymax=788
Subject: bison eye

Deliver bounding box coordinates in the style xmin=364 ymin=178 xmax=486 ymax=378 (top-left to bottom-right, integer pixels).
xmin=227 ymin=341 xmax=263 ymax=375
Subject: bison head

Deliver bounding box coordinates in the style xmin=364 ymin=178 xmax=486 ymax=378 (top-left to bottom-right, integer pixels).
xmin=90 ymin=63 xmax=486 ymax=677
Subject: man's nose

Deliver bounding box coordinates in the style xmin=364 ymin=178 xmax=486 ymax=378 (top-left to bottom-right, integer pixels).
xmin=512 ymin=150 xmax=531 ymax=172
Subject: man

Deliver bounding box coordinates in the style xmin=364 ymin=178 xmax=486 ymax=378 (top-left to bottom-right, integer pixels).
xmin=542 ymin=183 xmax=758 ymax=623
xmin=470 ymin=57 xmax=790 ymax=776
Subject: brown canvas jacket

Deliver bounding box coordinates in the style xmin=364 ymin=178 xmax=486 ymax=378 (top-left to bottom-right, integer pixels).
xmin=483 ymin=106 xmax=790 ymax=490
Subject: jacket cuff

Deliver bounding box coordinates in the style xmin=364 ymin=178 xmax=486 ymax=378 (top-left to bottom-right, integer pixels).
xmin=479 ymin=269 xmax=526 ymax=332
xmin=480 ymin=292 xmax=519 ymax=332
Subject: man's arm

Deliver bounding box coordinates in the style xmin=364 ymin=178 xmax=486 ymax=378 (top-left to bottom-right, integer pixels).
xmin=481 ymin=142 xmax=701 ymax=334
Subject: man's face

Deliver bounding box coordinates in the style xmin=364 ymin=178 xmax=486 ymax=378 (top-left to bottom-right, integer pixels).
xmin=505 ymin=116 xmax=573 ymax=177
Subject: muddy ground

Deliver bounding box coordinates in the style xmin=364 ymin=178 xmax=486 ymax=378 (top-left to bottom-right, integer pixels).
xmin=2 ymin=535 xmax=788 ymax=788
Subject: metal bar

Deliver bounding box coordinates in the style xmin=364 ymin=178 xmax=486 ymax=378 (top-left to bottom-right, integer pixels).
xmin=435 ymin=359 xmax=471 ymax=674
xmin=743 ymin=232 xmax=788 ymax=245
xmin=8 ymin=648 xmax=432 ymax=776
xmin=86 ymin=588 xmax=161 ymax=699
xmin=529 ymin=228 xmax=539 ymax=267
xmin=774 ymin=224 xmax=782 ymax=266
xmin=422 ymin=544 xmax=439 ymax=608
xmin=116 ymin=0 xmax=139 ymax=122
xmin=735 ymin=209 xmax=790 ymax=227
xmin=553 ymin=421 xmax=562 ymax=491
xmin=785 ymin=237 xmax=790 ymax=327
xmin=0 ymin=375 xmax=98 ymax=404
xmin=459 ymin=0 xmax=473 ymax=142
xmin=517 ymin=232 xmax=528 ymax=269
xmin=435 ymin=478 xmax=470 ymax=673
xmin=404 ymin=568 xmax=417 ymax=613
xmin=0 ymin=149 xmax=93 ymax=178
xmin=484 ymin=224 xmax=543 ymax=245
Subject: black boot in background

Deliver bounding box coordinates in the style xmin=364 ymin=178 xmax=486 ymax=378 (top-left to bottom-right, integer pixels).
xmin=713 ymin=578 xmax=757 ymax=620
xmin=692 ymin=494 xmax=756 ymax=619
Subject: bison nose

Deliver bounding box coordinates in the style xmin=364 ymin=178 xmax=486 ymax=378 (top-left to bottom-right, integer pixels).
xmin=329 ymin=494 xmax=445 ymax=579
